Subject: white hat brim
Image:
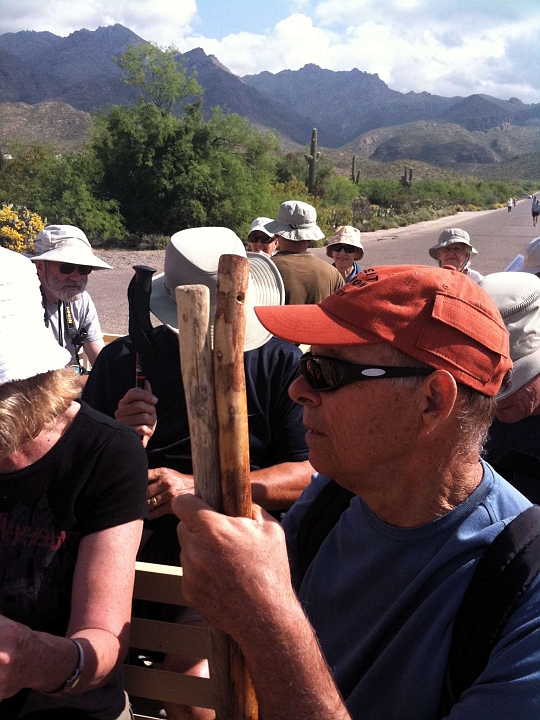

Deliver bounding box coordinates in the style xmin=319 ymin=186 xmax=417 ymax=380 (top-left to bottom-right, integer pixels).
xmin=32 ymin=247 xmax=112 ymax=269
xmin=264 ymin=219 xmax=325 ymax=242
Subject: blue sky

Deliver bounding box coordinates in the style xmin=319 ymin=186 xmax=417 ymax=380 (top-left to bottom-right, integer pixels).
xmin=1 ymin=0 xmax=539 ymax=103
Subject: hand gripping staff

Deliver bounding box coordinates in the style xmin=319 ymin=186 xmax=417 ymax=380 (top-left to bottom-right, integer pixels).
xmin=175 ymin=254 xmax=258 ymax=720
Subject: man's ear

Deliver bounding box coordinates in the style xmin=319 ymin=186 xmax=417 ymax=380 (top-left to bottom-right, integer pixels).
xmin=418 ymin=370 xmax=458 ymax=437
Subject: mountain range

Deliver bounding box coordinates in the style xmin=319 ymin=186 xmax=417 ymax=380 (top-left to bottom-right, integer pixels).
xmin=0 ymin=23 xmax=539 ymax=168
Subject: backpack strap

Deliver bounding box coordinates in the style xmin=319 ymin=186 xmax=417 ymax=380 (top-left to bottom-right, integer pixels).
xmin=440 ymin=504 xmax=540 ymax=714
xmin=296 ymin=480 xmax=354 ymax=578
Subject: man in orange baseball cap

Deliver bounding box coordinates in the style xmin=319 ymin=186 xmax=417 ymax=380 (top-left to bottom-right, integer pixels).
xmin=173 ymin=266 xmax=540 ymax=720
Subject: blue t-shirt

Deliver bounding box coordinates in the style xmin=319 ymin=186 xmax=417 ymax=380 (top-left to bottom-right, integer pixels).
xmin=283 ymin=462 xmax=540 ymax=719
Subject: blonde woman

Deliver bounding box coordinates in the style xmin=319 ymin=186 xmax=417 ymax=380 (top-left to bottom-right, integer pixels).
xmin=0 ymin=248 xmax=147 ymax=718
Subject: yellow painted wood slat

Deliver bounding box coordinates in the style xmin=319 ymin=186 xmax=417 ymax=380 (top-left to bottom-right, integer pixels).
xmin=132 ymin=561 xmax=188 ymax=605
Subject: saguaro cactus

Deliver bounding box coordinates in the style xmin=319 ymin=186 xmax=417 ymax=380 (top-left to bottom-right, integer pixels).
xmin=305 ymin=128 xmax=321 ymax=194
xmin=400 ymin=165 xmax=413 ymax=188
xmin=351 ymin=155 xmax=360 ymax=184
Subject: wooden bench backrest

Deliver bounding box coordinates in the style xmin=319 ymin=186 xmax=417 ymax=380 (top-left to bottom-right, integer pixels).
xmin=125 ymin=562 xmax=215 ymax=717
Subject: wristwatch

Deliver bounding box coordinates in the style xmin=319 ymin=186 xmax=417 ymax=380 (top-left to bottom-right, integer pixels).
xmin=46 ymin=639 xmax=85 ymax=695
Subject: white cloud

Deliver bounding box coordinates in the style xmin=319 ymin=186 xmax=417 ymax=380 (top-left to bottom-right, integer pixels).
xmin=0 ymin=0 xmax=198 ymax=45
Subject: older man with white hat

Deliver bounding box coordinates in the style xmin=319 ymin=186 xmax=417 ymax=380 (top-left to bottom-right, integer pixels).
xmin=32 ymin=224 xmax=111 ymax=369
xmin=429 ymin=228 xmax=484 ymax=283
xmin=266 ymin=200 xmax=344 ymax=304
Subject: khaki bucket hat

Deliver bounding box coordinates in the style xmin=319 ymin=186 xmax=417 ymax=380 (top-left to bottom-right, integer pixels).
xmin=32 ymin=225 xmax=112 ymax=269
xmin=325 ymin=225 xmax=364 ymax=260
xmin=429 ymin=228 xmax=478 ymax=260
xmin=264 ymin=201 xmax=325 ymax=242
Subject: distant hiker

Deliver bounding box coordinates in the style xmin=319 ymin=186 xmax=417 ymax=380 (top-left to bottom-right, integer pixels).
xmin=0 ymin=247 xmax=147 ymax=719
xmin=508 ymin=198 xmax=513 ymax=212
xmin=247 ymin=216 xmax=277 ymax=256
xmin=265 ymin=200 xmax=344 ymax=304
xmin=429 ymin=228 xmax=484 ymax=283
xmin=531 ymin=196 xmax=540 ymax=227
xmin=32 ymin=225 xmax=110 ymax=370
xmin=325 ymin=225 xmax=364 ymax=283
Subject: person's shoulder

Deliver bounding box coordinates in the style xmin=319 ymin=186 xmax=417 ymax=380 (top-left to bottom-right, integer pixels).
xmin=482 ymin=460 xmax=532 ymax=517
xmin=254 ymin=336 xmax=303 ymax=360
xmin=77 ymin=401 xmax=147 ymax=450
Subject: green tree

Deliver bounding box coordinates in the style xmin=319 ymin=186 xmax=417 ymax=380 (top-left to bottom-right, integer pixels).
xmin=92 ymin=102 xmax=280 ymax=237
xmin=115 ymin=42 xmax=202 ymax=112
xmin=0 ymin=144 xmax=127 ymax=240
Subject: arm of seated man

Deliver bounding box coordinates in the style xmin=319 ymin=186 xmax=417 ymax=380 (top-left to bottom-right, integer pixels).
xmin=174 ymin=494 xmax=350 ymax=720
xmin=147 ymin=460 xmax=314 ymax=519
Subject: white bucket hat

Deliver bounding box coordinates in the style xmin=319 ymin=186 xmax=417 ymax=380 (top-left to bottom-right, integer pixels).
xmin=429 ymin=228 xmax=478 ymax=260
xmin=325 ymin=225 xmax=364 ymax=260
xmin=248 ymin=217 xmax=274 ymax=239
xmin=264 ymin=201 xmax=325 ymax=242
xmin=520 ymin=237 xmax=540 ymax=276
xmin=0 ymin=248 xmax=70 ymax=385
xmin=479 ymin=272 xmax=540 ymax=400
xmin=150 ymin=227 xmax=285 ymax=352
xmin=32 ymin=225 xmax=112 ymax=269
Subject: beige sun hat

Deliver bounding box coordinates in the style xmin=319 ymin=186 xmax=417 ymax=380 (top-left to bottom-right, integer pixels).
xmin=264 ymin=200 xmax=325 ymax=242
xmin=150 ymin=227 xmax=285 ymax=352
xmin=0 ymin=248 xmax=70 ymax=385
xmin=520 ymin=237 xmax=540 ymax=276
xmin=429 ymin=228 xmax=478 ymax=260
xmin=325 ymin=225 xmax=364 ymax=260
xmin=32 ymin=225 xmax=112 ymax=269
xmin=479 ymin=272 xmax=540 ymax=400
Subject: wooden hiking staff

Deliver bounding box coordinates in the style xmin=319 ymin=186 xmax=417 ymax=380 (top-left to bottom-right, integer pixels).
xmin=175 ymin=254 xmax=258 ymax=720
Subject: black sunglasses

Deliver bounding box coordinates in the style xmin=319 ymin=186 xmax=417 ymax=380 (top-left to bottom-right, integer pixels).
xmin=58 ymin=263 xmax=93 ymax=275
xmin=299 ymin=352 xmax=434 ymax=392
xmin=331 ymin=244 xmax=356 ymax=253
xmin=250 ymin=235 xmax=274 ymax=245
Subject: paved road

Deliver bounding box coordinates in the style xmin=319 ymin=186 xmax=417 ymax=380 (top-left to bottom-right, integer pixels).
xmin=312 ymin=198 xmax=539 ymax=275
xmin=88 ymin=198 xmax=539 ymax=335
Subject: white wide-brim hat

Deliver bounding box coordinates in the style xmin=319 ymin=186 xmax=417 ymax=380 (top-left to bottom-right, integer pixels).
xmin=150 ymin=227 xmax=285 ymax=352
xmin=479 ymin=272 xmax=540 ymax=400
xmin=429 ymin=228 xmax=478 ymax=260
xmin=32 ymin=225 xmax=112 ymax=269
xmin=264 ymin=200 xmax=325 ymax=242
xmin=0 ymin=248 xmax=70 ymax=385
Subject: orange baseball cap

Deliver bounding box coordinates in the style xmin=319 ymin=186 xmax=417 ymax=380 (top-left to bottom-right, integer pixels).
xmin=255 ymin=265 xmax=511 ymax=396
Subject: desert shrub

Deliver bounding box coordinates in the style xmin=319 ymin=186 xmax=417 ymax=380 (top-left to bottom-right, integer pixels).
xmin=0 ymin=204 xmax=44 ymax=253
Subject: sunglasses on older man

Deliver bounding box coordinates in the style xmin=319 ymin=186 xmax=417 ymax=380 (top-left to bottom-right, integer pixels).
xmin=331 ymin=244 xmax=356 ymax=253
xmin=299 ymin=352 xmax=434 ymax=392
xmin=58 ymin=263 xmax=93 ymax=275
xmin=250 ymin=234 xmax=274 ymax=244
